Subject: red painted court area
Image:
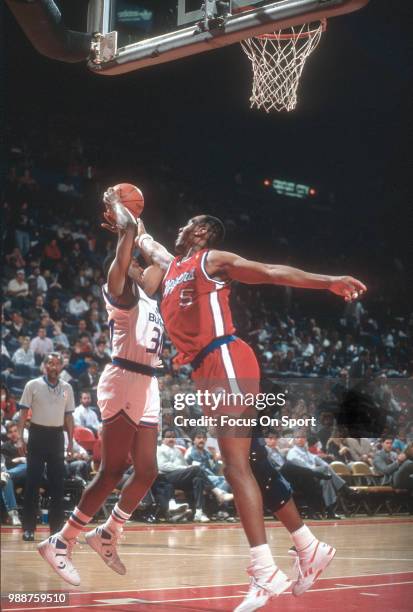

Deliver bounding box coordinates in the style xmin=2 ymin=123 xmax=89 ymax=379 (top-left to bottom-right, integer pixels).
xmin=2 ymin=571 xmax=412 ymax=612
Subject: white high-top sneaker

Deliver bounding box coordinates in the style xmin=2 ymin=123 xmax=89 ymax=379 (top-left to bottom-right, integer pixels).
xmin=234 ymin=566 xmax=292 ymax=612
xmin=84 ymin=527 xmax=126 ymax=575
xmin=38 ymin=535 xmax=80 ymax=586
xmin=289 ymin=540 xmax=336 ymax=596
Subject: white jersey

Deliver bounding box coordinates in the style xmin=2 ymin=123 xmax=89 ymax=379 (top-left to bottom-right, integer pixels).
xmin=102 ymin=283 xmax=164 ymax=367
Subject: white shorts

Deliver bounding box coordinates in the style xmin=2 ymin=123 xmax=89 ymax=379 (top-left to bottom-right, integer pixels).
xmin=97 ymin=364 xmax=160 ymax=428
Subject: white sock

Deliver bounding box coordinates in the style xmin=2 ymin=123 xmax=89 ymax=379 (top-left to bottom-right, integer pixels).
xmin=60 ymin=507 xmax=93 ymax=541
xmin=250 ymin=543 xmax=276 ymax=577
xmin=102 ymin=503 xmax=131 ymax=535
xmin=291 ymin=525 xmax=316 ymax=553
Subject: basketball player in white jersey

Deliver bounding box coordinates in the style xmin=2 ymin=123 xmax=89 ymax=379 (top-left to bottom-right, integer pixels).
xmin=38 ymin=191 xmax=164 ymax=586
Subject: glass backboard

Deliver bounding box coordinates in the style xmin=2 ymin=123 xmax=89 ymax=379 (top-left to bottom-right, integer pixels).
xmin=108 ymin=1 xmax=275 ymax=48
xmin=87 ymin=0 xmax=369 ymax=75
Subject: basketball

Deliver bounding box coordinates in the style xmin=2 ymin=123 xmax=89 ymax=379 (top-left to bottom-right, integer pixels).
xmin=113 ymin=183 xmax=144 ymax=217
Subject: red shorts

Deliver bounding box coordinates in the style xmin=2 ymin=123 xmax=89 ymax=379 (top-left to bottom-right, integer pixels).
xmin=191 ymin=338 xmax=260 ymax=421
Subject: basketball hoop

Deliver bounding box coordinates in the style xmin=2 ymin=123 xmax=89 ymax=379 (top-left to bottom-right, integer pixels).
xmin=241 ymin=20 xmax=326 ymax=113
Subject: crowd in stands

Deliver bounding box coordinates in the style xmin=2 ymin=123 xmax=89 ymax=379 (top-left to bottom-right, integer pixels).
xmin=1 ymin=118 xmax=412 ymax=525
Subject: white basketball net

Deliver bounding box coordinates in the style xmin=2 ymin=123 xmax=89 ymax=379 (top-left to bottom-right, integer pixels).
xmin=241 ymin=21 xmax=325 ymax=113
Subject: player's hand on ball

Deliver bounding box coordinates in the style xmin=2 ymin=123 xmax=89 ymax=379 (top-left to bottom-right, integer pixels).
xmin=102 ymin=187 xmax=123 ymax=232
xmin=103 ymin=186 xmax=121 ymax=209
xmin=102 ymin=187 xmax=137 ymax=231
xmin=329 ymin=276 xmax=367 ymax=301
xmin=101 ymin=209 xmax=118 ymax=233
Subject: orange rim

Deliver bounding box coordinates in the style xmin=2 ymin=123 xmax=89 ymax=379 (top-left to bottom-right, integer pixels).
xmin=256 ymin=19 xmax=327 ymax=41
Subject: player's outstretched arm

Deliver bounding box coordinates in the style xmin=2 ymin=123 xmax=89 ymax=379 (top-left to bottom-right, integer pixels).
xmin=206 ymin=250 xmax=367 ymax=301
xmin=107 ymin=223 xmax=136 ymax=299
xmin=101 ymin=192 xmax=137 ymax=299
xmin=141 ymin=265 xmax=167 ymax=297
xmin=135 ymin=219 xmax=174 ymax=271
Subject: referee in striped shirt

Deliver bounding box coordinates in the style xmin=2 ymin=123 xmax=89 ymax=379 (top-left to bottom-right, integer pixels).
xmin=17 ymin=353 xmax=75 ymax=541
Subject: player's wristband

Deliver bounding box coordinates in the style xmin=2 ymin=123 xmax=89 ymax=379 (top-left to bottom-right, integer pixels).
xmin=138 ymin=233 xmax=154 ymax=249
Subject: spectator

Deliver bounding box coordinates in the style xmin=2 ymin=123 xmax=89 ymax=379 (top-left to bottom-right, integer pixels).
xmin=1 ymin=384 xmax=17 ymax=420
xmin=70 ymin=319 xmax=91 ymax=344
xmin=150 ymin=475 xmax=190 ymax=522
xmin=12 ymin=336 xmax=35 ymax=368
xmin=28 ymin=267 xmax=48 ymax=296
xmin=350 ymin=350 xmax=371 ymax=378
xmin=316 ymin=411 xmax=335 ymax=451
xmin=393 ymin=442 xmax=413 ymax=491
xmin=6 ymin=247 xmax=26 ymax=270
xmin=25 ymin=294 xmax=49 ymax=322
xmin=1 ymin=421 xmax=28 ymax=485
xmin=157 ymin=429 xmax=219 ymax=522
xmin=1 ymin=456 xmax=22 ymax=526
xmin=7 ymin=270 xmax=29 ymax=299
xmin=47 ymin=297 xmax=64 ymax=321
xmin=14 ymin=211 xmax=31 ymax=256
xmin=6 ymin=312 xmax=29 ymax=340
xmin=372 ymin=438 xmax=409 ymax=487
xmin=344 ymin=438 xmax=374 ymax=465
xmin=64 ymin=432 xmax=91 ymax=482
xmin=392 ymin=428 xmax=408 ymax=453
xmin=287 ymin=435 xmax=357 ymax=519
xmin=92 ymin=340 xmax=111 ymax=369
xmin=43 ymin=239 xmax=62 ymax=262
xmin=37 ymin=314 xmax=55 ymax=338
xmin=78 ymin=361 xmax=99 ymax=398
xmin=73 ymin=392 xmax=100 ymax=436
xmin=325 ymin=436 xmax=352 ymax=463
xmin=87 ymin=310 xmax=102 ymax=339
xmin=185 ymin=430 xmax=233 ymax=501
xmin=30 ymin=328 xmax=53 ymax=359
xmin=67 ymin=293 xmax=89 ymax=319
xmin=52 ymin=323 xmax=70 ymax=350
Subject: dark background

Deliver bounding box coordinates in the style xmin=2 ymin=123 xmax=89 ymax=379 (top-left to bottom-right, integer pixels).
xmin=3 ymin=0 xmax=413 ymax=310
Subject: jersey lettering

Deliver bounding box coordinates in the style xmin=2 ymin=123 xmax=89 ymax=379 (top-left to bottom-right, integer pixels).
xmin=163 ymin=268 xmax=195 ymax=297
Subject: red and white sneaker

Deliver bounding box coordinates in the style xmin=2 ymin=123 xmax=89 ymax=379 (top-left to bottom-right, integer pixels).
xmin=289 ymin=540 xmax=336 ymax=596
xmin=234 ymin=566 xmax=292 ymax=612
xmin=85 ymin=527 xmax=126 ymax=575
xmin=38 ymin=535 xmax=80 ymax=586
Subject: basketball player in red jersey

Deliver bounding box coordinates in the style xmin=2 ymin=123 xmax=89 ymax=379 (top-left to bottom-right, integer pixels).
xmin=108 ymin=210 xmax=366 ymax=611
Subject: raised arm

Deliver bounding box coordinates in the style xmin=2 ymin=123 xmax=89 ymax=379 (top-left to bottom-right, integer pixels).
xmin=101 ymin=198 xmax=170 ymax=295
xmin=107 ymin=223 xmax=137 ymax=299
xmin=206 ymin=250 xmax=367 ymax=301
xmin=141 ymin=264 xmax=167 ymax=297
xmin=136 ymin=219 xmax=174 ymax=272
xmin=102 ymin=189 xmax=137 ymax=302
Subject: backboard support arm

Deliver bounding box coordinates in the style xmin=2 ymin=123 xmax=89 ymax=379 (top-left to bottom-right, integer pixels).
xmin=5 ymin=0 xmax=91 ymax=63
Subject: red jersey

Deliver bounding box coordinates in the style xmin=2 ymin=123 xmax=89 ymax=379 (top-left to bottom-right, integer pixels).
xmin=161 ymin=248 xmax=235 ymax=365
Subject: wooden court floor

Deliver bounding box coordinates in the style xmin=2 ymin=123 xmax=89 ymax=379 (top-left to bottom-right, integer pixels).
xmin=1 ymin=517 xmax=412 ymax=612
